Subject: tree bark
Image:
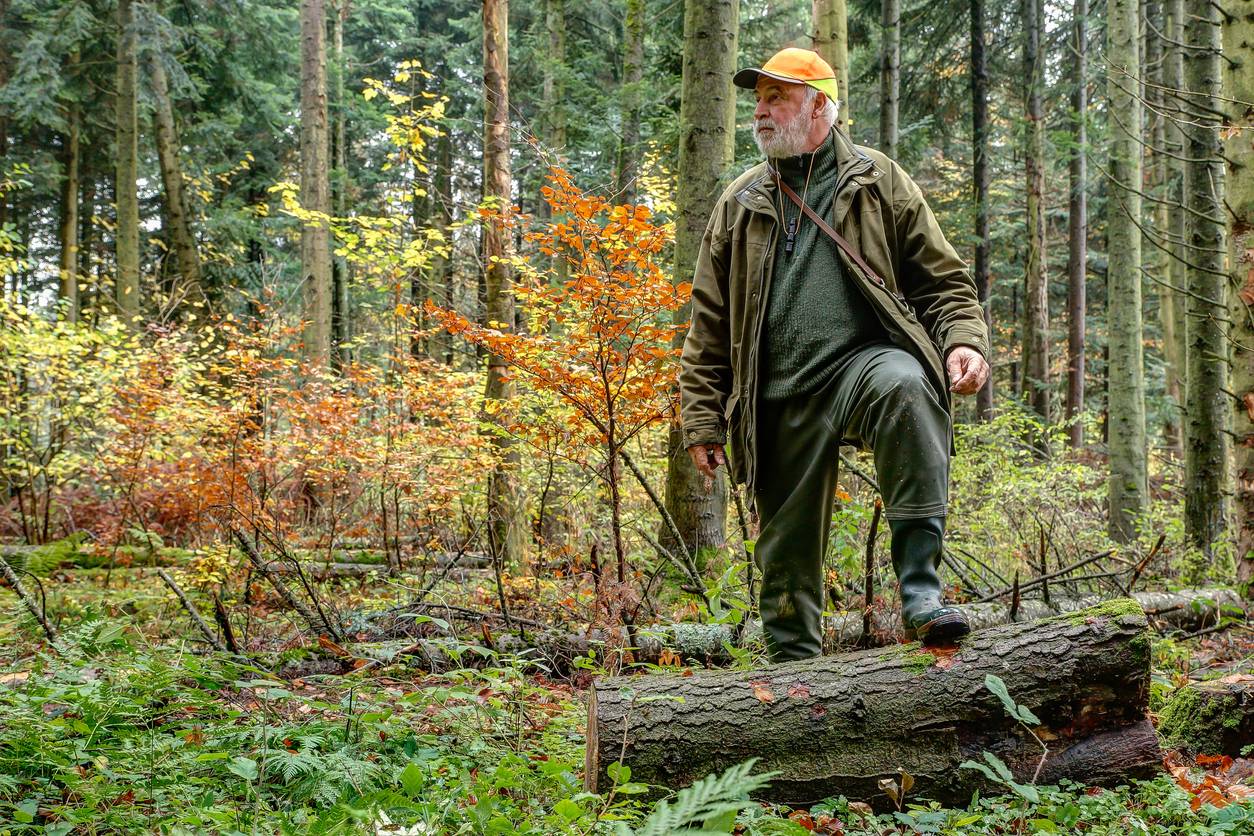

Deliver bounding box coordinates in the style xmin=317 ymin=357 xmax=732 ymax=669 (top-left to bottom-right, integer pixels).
xmin=300 ymin=0 xmax=333 ymax=367
xmin=1163 ymin=0 xmax=1189 ymax=462
xmin=811 ymin=0 xmax=849 ymax=132
xmin=617 ymin=0 xmax=645 ymax=201
xmin=1183 ymin=0 xmax=1230 ymax=557
xmin=482 ymin=0 xmax=526 ymax=568
xmin=330 ymin=0 xmax=350 ymax=369
xmin=1147 ymin=0 xmax=1184 ymax=459
xmin=1158 ymin=676 xmax=1254 ymax=757
xmin=58 ymin=100 xmax=79 ymax=323
xmin=586 ymin=600 xmax=1158 ymax=808
xmin=1223 ymin=2 xmax=1253 ymax=589
xmin=1022 ymin=0 xmax=1049 ymax=424
xmin=114 ymin=0 xmax=140 ymax=324
xmin=971 ymin=0 xmax=993 ymax=419
xmin=1107 ymin=0 xmax=1147 ymax=541
xmin=147 ymin=53 xmax=205 ymax=318
xmin=664 ymin=0 xmax=737 ymax=557
xmin=878 ymin=0 xmax=899 ymax=157
xmin=1065 ymin=0 xmax=1087 ymax=448
xmin=542 ymin=0 xmax=566 ymax=156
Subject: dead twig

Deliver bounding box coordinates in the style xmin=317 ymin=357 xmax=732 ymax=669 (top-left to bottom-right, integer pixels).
xmin=233 ymin=528 xmax=344 ymax=642
xmin=1125 ymin=533 xmax=1167 ymax=593
xmin=157 ymin=569 xmax=226 ymax=653
xmin=0 ymin=556 xmax=57 ymax=642
xmin=860 ymin=499 xmax=883 ymax=646
xmin=975 ymin=550 xmax=1114 ymax=603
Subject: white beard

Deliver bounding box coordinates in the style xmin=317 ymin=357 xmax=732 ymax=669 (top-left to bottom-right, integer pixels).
xmin=753 ymin=109 xmax=812 ymax=159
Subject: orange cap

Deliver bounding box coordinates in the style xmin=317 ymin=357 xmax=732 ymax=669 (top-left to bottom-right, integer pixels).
xmin=733 ymin=48 xmax=839 ymax=102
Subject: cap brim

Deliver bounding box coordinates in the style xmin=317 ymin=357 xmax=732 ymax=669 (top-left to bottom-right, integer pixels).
xmin=733 ymin=68 xmax=840 ymax=103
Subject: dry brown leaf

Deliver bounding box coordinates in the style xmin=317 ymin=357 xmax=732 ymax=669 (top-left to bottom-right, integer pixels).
xmin=750 ymin=680 xmax=776 ymax=703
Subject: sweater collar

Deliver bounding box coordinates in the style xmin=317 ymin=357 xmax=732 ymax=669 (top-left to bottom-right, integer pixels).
xmin=772 ymin=130 xmax=838 ymax=183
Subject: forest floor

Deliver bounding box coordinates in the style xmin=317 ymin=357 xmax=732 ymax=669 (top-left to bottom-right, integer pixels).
xmin=1 ymin=559 xmax=1253 ymax=835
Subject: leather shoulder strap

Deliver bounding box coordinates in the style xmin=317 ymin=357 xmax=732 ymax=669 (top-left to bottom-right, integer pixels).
xmin=775 ymin=174 xmax=887 ymax=288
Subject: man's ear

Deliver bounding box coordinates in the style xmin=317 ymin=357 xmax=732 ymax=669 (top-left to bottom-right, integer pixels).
xmin=812 ymin=93 xmax=828 ymax=119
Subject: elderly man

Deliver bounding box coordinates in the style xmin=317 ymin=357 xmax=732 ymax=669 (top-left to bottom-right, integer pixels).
xmin=678 ymin=48 xmax=990 ymax=662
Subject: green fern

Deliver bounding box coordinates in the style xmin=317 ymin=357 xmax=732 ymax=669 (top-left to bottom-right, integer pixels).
xmin=617 ymin=759 xmax=772 ymax=836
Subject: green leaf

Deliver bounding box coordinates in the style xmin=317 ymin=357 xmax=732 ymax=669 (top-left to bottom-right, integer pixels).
xmin=553 ymin=797 xmax=582 ymax=822
xmin=982 ymin=751 xmax=1014 ymax=782
xmin=227 ymin=756 xmax=258 ymax=781
xmin=399 ymin=762 xmax=424 ymax=797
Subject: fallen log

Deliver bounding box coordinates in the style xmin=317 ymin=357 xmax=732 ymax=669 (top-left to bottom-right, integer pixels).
xmin=585 ymin=599 xmax=1160 ymax=809
xmin=1157 ymin=675 xmax=1254 ymax=757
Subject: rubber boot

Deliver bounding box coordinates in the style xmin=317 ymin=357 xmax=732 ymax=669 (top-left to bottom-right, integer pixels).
xmin=888 ymin=516 xmax=970 ymax=645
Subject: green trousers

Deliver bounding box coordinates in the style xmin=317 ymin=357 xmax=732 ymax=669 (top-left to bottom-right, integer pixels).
xmin=753 ymin=343 xmax=951 ymax=662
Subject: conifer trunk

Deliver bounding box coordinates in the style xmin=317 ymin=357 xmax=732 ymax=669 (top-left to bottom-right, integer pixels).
xmin=114 ymin=0 xmax=140 ymax=323
xmin=1164 ymin=0 xmax=1190 ymax=454
xmin=811 ymin=0 xmax=849 ymax=132
xmin=148 ymin=54 xmax=204 ymax=316
xmin=878 ymin=0 xmax=899 ymax=157
xmin=1183 ymin=0 xmax=1230 ymax=556
xmin=971 ymin=0 xmax=993 ymax=419
xmin=1106 ymin=0 xmax=1147 ymax=540
xmin=299 ymin=0 xmax=333 ymax=367
xmin=482 ymin=0 xmax=525 ymax=568
xmin=58 ymin=102 xmax=79 ymax=323
xmin=1021 ymin=0 xmax=1049 ymax=424
xmin=1223 ymin=3 xmax=1254 ymax=587
xmin=330 ymin=1 xmax=350 ymax=368
xmin=617 ymin=0 xmax=645 ymax=201
xmin=664 ymin=0 xmax=737 ymax=557
xmin=1065 ymin=0 xmax=1087 ymax=448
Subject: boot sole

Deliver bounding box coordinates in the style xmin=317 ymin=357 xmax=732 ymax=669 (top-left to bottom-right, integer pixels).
xmin=904 ymin=610 xmax=971 ymax=645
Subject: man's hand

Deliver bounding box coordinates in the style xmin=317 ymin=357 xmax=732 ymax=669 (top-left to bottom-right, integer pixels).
xmin=687 ymin=443 xmax=726 ymax=483
xmin=945 ymin=346 xmax=989 ymax=396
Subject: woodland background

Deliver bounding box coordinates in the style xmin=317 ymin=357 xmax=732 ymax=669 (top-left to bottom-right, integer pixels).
xmin=0 ymin=0 xmax=1253 ymax=832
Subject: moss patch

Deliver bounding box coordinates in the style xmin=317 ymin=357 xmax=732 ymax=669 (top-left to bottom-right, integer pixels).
xmin=1157 ymin=684 xmax=1239 ymax=753
xmin=1058 ymin=597 xmax=1145 ymax=626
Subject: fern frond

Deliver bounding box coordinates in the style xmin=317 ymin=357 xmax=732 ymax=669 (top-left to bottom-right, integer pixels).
xmin=620 ymin=759 xmax=772 ymax=836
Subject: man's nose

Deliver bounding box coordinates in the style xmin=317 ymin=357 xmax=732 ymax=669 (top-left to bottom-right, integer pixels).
xmin=753 ymin=99 xmax=769 ymax=120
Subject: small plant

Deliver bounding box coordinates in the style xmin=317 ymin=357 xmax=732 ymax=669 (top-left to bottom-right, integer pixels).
xmin=959 ymin=673 xmax=1049 ymax=803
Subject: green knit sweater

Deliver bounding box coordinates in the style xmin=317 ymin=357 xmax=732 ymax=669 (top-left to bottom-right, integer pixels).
xmin=759 ymin=132 xmax=886 ymax=401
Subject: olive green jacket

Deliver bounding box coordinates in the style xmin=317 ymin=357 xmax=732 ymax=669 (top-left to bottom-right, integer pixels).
xmin=678 ymin=129 xmax=989 ymax=490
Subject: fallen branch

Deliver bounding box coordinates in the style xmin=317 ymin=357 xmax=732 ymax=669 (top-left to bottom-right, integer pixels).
xmin=156 ymin=569 xmax=226 ymax=653
xmin=232 ymin=529 xmax=344 ymax=642
xmin=975 ymin=550 xmax=1114 ymax=603
xmin=0 ymin=556 xmax=57 ymax=642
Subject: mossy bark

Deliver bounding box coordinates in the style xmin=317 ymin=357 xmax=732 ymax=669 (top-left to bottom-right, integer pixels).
xmin=586 ymin=601 xmax=1159 ymax=807
xmin=1157 ymin=678 xmax=1254 ymax=756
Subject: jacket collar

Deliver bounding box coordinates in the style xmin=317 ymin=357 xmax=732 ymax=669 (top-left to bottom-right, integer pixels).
xmin=734 ymin=128 xmax=882 ymax=217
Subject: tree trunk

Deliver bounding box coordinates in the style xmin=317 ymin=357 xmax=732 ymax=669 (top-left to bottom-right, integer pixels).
xmin=80 ymin=170 xmax=96 ymax=321
xmin=971 ymin=0 xmax=993 ymax=419
xmin=1107 ymin=0 xmax=1147 ymax=541
xmin=300 ymin=0 xmax=333 ymax=367
xmin=1158 ymin=676 xmax=1254 ymax=757
xmin=1223 ymin=2 xmax=1253 ymax=588
xmin=811 ymin=0 xmax=849 ymax=132
xmin=58 ymin=101 xmax=79 ymax=323
xmin=330 ymin=0 xmax=350 ymax=369
xmin=1183 ymin=0 xmax=1230 ymax=556
xmin=1022 ymin=0 xmax=1049 ymax=424
xmin=147 ymin=53 xmax=205 ymax=318
xmin=586 ymin=600 xmax=1158 ymax=808
xmin=1065 ymin=0 xmax=1087 ymax=447
xmin=617 ymin=0 xmax=645 ymax=201
xmin=1148 ymin=0 xmax=1184 ymax=459
xmin=543 ymin=0 xmax=566 ymax=156
xmin=482 ymin=0 xmax=525 ymax=569
xmin=114 ymin=0 xmax=140 ymax=324
xmin=1164 ymin=0 xmax=1189 ymax=462
xmin=664 ymin=0 xmax=737 ymax=557
xmin=878 ymin=0 xmax=899 ymax=157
